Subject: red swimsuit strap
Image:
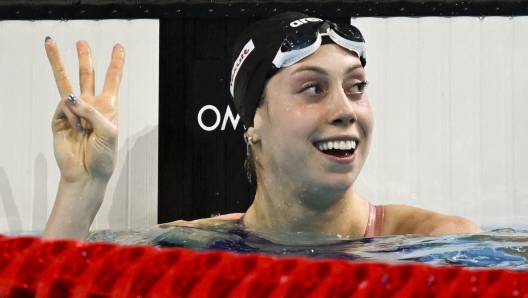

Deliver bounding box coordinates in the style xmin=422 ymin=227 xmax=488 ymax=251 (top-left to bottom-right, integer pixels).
xmin=364 ymin=203 xmax=384 ymax=238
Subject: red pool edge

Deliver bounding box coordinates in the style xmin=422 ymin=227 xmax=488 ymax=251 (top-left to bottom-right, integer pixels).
xmin=0 ymin=234 xmax=525 ymax=297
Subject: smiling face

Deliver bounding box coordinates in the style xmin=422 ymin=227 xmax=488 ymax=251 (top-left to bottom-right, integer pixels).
xmin=249 ymin=44 xmax=374 ymax=201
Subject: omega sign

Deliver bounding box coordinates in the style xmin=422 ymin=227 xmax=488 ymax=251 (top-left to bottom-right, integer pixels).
xmin=197 ymin=105 xmax=240 ymax=131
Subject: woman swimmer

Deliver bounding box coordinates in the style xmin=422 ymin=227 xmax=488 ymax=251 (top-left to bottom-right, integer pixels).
xmin=42 ymin=12 xmax=482 ymax=240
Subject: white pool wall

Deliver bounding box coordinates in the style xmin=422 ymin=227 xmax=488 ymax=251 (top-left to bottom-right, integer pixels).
xmin=354 ymin=17 xmax=528 ymax=226
xmin=0 ymin=20 xmax=159 ymax=233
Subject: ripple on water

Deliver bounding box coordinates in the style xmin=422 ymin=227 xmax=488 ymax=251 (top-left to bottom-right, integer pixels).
xmin=82 ymin=224 xmax=528 ymax=269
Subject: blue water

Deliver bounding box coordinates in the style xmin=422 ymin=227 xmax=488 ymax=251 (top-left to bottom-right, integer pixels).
xmin=85 ymin=220 xmax=528 ymax=270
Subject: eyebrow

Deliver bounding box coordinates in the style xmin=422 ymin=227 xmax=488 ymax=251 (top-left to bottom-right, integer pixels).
xmin=290 ymin=64 xmax=363 ymax=77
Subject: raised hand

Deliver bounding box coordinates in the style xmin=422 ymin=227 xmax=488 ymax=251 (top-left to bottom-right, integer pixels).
xmin=43 ymin=38 xmax=125 ymax=240
xmin=45 ymin=38 xmax=125 ymax=183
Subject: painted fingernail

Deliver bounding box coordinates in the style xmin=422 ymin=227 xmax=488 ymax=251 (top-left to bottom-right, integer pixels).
xmin=45 ymin=36 xmax=51 ymax=41
xmin=67 ymin=94 xmax=80 ymax=106
xmin=76 ymin=123 xmax=85 ymax=134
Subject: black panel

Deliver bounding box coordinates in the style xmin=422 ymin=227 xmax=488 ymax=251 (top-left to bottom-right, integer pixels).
xmin=2 ymin=0 xmax=528 ymax=19
xmin=158 ymin=19 xmax=258 ymax=222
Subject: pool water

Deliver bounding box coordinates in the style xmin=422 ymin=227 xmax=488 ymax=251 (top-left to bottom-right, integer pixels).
xmin=86 ymin=220 xmax=528 ymax=269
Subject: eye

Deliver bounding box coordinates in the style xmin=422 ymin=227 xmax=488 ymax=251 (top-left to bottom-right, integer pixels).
xmin=346 ymin=81 xmax=369 ymax=95
xmin=300 ymin=82 xmax=326 ymax=96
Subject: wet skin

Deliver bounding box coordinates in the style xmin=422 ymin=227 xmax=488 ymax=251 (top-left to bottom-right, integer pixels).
xmin=249 ymin=44 xmax=373 ymax=208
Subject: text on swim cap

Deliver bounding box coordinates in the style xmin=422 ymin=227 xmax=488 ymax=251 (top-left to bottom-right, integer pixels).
xmin=230 ymin=39 xmax=255 ymax=96
xmin=290 ymin=17 xmax=323 ymax=28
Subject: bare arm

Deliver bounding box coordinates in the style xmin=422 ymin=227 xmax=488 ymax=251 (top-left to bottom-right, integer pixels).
xmin=42 ymin=38 xmax=125 ymax=240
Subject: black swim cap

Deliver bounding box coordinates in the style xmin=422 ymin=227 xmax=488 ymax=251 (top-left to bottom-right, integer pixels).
xmin=230 ymin=12 xmax=366 ymax=129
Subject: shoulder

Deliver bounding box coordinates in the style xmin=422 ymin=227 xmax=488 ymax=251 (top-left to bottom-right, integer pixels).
xmin=382 ymin=204 xmax=482 ymax=236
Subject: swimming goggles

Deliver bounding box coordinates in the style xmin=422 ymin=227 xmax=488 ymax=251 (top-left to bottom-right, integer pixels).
xmin=271 ymin=22 xmax=367 ymax=69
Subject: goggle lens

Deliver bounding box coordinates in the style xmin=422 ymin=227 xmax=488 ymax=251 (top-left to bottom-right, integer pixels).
xmin=280 ymin=28 xmax=318 ymax=52
xmin=329 ymin=23 xmax=365 ymax=42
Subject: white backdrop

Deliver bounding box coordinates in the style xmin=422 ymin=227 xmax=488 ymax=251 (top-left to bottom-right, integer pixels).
xmin=353 ymin=17 xmax=528 ymax=227
xmin=0 ymin=20 xmax=159 ymax=233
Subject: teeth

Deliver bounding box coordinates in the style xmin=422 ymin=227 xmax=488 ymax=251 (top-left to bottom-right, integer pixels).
xmin=317 ymin=140 xmax=357 ymax=151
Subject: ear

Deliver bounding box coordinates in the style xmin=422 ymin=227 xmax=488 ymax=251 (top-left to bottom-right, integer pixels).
xmin=247 ymin=109 xmax=264 ymax=143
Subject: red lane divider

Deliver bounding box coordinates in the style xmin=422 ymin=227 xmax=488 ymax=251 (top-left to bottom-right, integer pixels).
xmin=0 ymin=235 xmax=526 ymax=297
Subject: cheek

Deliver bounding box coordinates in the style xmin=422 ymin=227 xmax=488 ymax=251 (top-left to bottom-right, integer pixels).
xmin=270 ymin=101 xmax=317 ymax=130
xmin=355 ymin=99 xmax=374 ymax=131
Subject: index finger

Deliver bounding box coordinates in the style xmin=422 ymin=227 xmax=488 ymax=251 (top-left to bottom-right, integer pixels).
xmin=45 ymin=37 xmax=75 ymax=99
xmin=102 ymin=44 xmax=125 ymax=98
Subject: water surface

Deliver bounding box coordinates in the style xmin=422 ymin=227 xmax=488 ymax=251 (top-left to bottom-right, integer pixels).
xmin=86 ymin=220 xmax=528 ymax=269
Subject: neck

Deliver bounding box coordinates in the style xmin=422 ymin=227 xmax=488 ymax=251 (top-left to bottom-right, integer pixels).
xmin=244 ymin=177 xmax=371 ymax=237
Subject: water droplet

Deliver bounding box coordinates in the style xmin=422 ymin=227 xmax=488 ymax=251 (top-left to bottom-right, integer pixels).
xmin=210 ymin=212 xmax=220 ymax=217
xmin=208 ymin=9 xmax=213 ymax=12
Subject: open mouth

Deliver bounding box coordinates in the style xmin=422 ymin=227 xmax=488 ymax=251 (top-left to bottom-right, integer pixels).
xmin=314 ymin=140 xmax=357 ymax=158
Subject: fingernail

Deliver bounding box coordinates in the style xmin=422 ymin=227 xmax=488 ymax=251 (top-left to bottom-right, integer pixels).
xmin=76 ymin=123 xmax=85 ymax=134
xmin=67 ymin=94 xmax=80 ymax=106
xmin=45 ymin=36 xmax=51 ymax=41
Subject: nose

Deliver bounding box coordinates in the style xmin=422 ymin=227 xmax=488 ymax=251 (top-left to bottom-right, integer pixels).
xmin=328 ymin=89 xmax=356 ymax=126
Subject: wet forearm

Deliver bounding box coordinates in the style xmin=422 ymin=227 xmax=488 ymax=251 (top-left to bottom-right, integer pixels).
xmin=42 ymin=178 xmax=108 ymax=240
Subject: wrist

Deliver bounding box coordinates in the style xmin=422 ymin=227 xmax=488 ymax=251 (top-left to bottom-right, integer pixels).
xmin=43 ymin=177 xmax=110 ymax=240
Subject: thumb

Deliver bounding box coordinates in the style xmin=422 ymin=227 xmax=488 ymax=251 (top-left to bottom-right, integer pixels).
xmin=64 ymin=94 xmax=117 ymax=139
